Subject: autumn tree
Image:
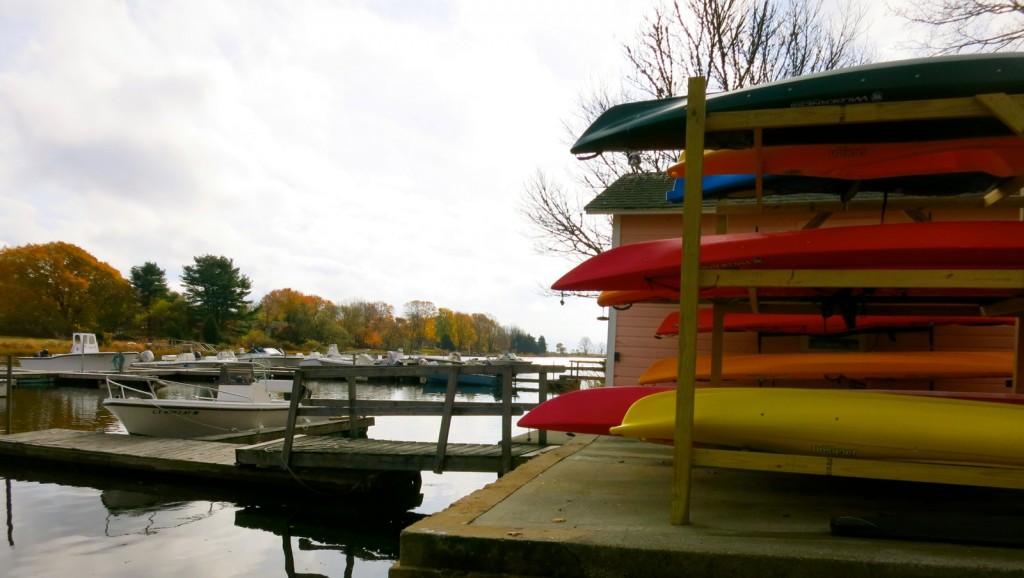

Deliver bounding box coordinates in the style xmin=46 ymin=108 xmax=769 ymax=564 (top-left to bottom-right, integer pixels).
xmin=0 ymin=242 xmax=136 ymax=337
xmin=180 ymin=255 xmax=253 ymax=342
xmin=338 ymin=300 xmax=397 ymax=350
xmin=403 ymin=300 xmax=438 ymax=350
xmin=256 ymin=288 xmax=344 ymax=348
xmin=892 ymin=0 xmax=1024 ymax=54
xmin=520 ymin=0 xmax=872 ymax=261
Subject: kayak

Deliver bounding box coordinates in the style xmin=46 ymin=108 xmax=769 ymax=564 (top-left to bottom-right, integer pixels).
xmin=654 ymin=310 xmax=1015 ymax=337
xmin=551 ymin=220 xmax=1024 ymax=292
xmin=666 ymin=136 xmax=1024 ymax=180
xmin=664 ymin=172 xmax=1006 ymax=202
xmin=570 ymin=53 xmax=1024 ymax=154
xmin=611 ymin=388 xmax=1024 ymax=468
xmin=637 ymin=351 xmax=1014 ymax=384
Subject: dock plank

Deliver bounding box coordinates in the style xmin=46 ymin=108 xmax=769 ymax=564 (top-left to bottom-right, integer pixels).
xmin=235 ymin=436 xmax=547 ymax=473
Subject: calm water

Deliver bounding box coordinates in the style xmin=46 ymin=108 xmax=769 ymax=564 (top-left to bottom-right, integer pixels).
xmin=0 ymin=360 xmax=590 ymax=577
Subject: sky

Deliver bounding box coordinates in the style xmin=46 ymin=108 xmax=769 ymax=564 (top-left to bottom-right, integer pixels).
xmin=0 ymin=1 xmax=920 ymax=352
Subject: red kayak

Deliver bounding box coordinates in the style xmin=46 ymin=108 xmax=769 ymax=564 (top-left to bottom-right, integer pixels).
xmin=552 ymin=221 xmax=1024 ymax=292
xmin=666 ymin=136 xmax=1024 ymax=180
xmin=655 ymin=310 xmax=1016 ymax=337
xmin=517 ymin=386 xmax=673 ymax=435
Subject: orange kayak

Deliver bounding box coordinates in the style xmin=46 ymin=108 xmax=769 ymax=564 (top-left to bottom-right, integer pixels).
xmin=666 ymin=136 xmax=1024 ymax=180
xmin=655 ymin=310 xmax=1015 ymax=337
xmin=638 ymin=351 xmax=1014 ymax=384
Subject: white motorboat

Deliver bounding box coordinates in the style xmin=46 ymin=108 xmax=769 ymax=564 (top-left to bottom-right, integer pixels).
xmin=103 ymin=377 xmax=320 ymax=439
xmin=235 ymin=346 xmax=305 ymax=368
xmin=18 ymin=333 xmax=139 ymax=372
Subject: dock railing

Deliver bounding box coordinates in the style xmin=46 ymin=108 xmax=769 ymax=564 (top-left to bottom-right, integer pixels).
xmin=280 ymin=362 xmax=565 ymax=475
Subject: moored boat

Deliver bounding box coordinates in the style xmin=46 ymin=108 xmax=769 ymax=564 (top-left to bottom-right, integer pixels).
xmin=103 ymin=377 xmax=321 ymax=439
xmin=18 ymin=333 xmax=139 ymax=373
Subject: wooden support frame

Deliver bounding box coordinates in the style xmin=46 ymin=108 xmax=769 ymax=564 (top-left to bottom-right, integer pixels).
xmin=670 ymin=83 xmax=1024 ymax=525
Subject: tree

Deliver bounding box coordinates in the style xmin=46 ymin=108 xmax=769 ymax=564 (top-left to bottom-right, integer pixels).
xmin=537 ymin=335 xmax=548 ymax=354
xmin=578 ymin=336 xmax=595 ymax=355
xmin=892 ymin=0 xmax=1024 ymax=54
xmin=403 ymin=300 xmax=438 ymax=350
xmin=0 ymin=242 xmax=137 ymax=337
xmin=256 ymin=288 xmax=344 ymax=347
xmin=180 ymin=255 xmax=252 ymax=341
xmin=520 ymin=0 xmax=871 ymax=261
xmin=130 ymin=262 xmax=170 ymax=308
xmin=130 ymin=261 xmax=171 ymax=340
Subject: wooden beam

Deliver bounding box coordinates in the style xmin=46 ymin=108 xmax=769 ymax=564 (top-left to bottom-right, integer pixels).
xmin=981 ymin=297 xmax=1024 ymax=317
xmin=802 ymin=212 xmax=832 ymax=230
xmin=671 ymin=76 xmax=707 ymax=526
xmin=693 ymin=448 xmax=1024 ymax=489
xmin=902 ymin=208 xmax=930 ymax=222
xmin=986 ymin=173 xmax=1024 ymax=207
xmin=976 ymin=92 xmax=1024 ymax=135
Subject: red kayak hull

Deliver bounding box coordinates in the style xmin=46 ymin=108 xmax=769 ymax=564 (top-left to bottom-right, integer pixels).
xmin=517 ymin=386 xmax=673 ymax=435
xmin=552 ymin=221 xmax=1024 ymax=292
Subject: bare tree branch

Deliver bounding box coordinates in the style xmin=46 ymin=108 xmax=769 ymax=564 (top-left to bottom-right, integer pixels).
xmin=889 ymin=0 xmax=1024 ymax=54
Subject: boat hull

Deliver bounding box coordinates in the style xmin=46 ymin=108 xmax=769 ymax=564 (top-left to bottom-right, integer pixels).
xmin=570 ymin=53 xmax=1024 ymax=153
xmin=103 ymin=398 xmax=292 ymax=438
xmin=19 ymin=351 xmax=140 ymax=372
xmin=612 ymin=388 xmax=1024 ymax=468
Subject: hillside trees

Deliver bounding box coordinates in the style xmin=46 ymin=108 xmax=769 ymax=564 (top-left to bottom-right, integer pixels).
xmin=0 ymin=242 xmax=136 ymax=337
xmin=0 ymin=241 xmax=549 ymax=353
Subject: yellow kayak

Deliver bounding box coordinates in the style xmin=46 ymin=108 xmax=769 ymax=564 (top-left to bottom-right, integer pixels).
xmin=638 ymin=351 xmax=1014 ymax=384
xmin=610 ymin=388 xmax=1024 ymax=468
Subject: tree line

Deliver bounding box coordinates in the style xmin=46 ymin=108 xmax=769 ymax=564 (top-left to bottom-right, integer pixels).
xmin=0 ymin=241 xmax=549 ymax=355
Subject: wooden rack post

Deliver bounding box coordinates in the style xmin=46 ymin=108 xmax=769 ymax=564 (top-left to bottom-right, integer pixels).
xmin=671 ymin=76 xmax=707 ymax=525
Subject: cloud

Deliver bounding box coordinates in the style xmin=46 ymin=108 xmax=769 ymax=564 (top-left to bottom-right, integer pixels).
xmin=0 ymin=0 xmax=650 ymax=349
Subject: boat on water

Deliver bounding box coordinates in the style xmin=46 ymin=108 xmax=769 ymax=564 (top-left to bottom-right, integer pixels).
xmin=611 ymin=388 xmax=1024 ymax=468
xmin=103 ymin=377 xmax=321 ymax=439
xmin=17 ymin=333 xmax=139 ymax=373
xmin=235 ymin=346 xmax=305 ymax=368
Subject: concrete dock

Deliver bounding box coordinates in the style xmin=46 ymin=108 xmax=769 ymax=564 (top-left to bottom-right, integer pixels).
xmin=392 ymin=435 xmax=1024 ymax=577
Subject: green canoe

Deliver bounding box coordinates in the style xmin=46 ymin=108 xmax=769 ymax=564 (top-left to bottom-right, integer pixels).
xmin=570 ymin=53 xmax=1024 ymax=154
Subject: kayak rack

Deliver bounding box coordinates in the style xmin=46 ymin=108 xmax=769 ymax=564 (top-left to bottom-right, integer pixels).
xmin=668 ymin=79 xmax=1024 ymax=525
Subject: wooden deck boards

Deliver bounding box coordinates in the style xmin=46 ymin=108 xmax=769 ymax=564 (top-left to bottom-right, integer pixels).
xmin=235 ymin=436 xmax=549 ymax=473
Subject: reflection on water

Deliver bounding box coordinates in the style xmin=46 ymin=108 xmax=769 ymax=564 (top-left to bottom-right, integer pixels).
xmin=0 ymin=459 xmax=423 ymax=577
xmin=0 ymin=358 xmax=584 ymax=577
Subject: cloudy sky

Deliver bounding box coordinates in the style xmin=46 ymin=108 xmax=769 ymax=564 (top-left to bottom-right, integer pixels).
xmin=0 ymin=1 xmax=919 ymax=351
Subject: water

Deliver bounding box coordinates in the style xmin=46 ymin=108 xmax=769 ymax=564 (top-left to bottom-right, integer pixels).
xmin=0 ymin=359 xmax=591 ymax=577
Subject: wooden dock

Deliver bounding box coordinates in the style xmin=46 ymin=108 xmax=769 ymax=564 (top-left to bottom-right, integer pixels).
xmin=0 ymin=426 xmax=423 ymax=507
xmin=237 ymin=436 xmax=552 ymax=472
